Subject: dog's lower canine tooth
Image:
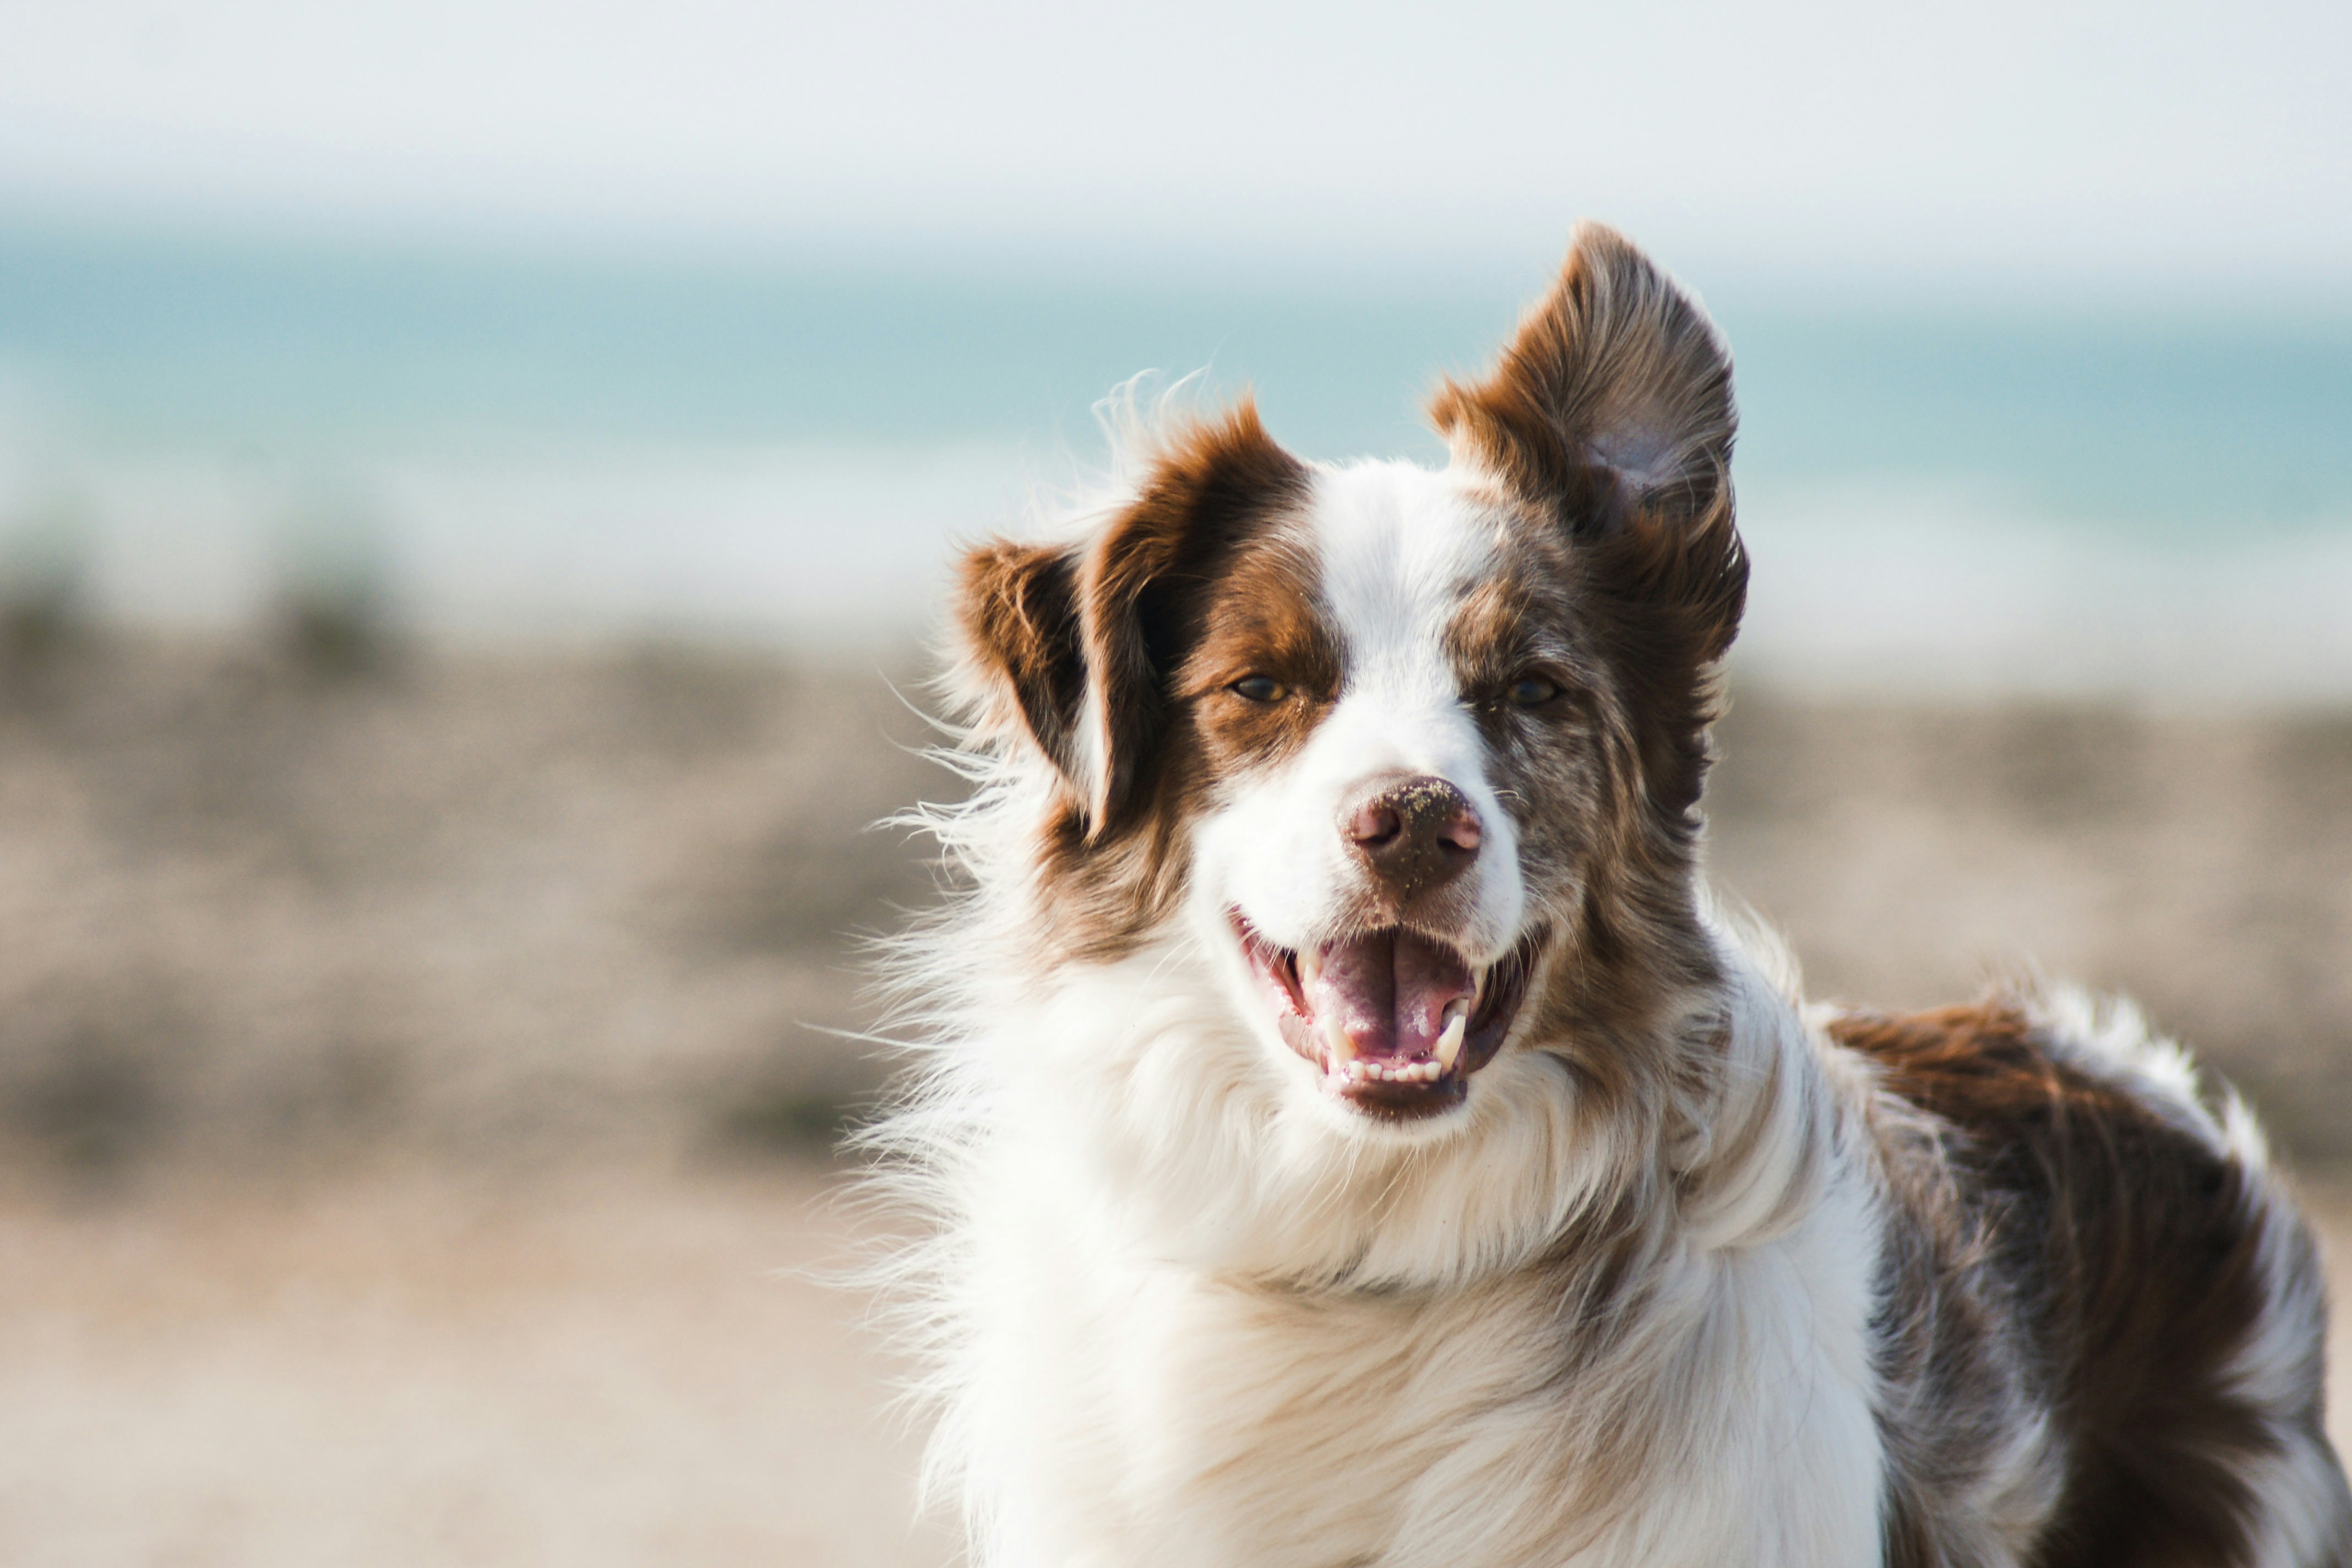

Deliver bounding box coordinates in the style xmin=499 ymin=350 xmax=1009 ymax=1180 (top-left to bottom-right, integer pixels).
xmin=1435 ymin=1006 xmax=1468 ymax=1072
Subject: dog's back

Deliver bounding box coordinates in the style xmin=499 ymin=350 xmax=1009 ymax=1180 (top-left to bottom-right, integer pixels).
xmin=1846 ymin=998 xmax=2351 ymax=1567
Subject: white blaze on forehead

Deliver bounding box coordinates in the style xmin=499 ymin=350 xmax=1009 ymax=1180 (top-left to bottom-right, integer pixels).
xmin=1311 ymin=460 xmax=1500 ymax=699
xmin=1190 ymin=458 xmax=1526 ymax=962
xmin=1308 ymin=459 xmax=1501 ymax=766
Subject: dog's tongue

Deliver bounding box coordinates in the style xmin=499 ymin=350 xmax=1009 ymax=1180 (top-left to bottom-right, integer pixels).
xmin=1303 ymin=930 xmax=1476 ymax=1063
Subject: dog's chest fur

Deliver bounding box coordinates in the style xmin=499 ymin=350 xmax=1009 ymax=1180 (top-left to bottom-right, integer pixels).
xmin=962 ymin=1125 xmax=1886 ymax=1568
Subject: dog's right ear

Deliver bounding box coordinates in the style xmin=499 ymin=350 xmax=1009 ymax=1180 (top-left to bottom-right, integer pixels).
xmin=955 ymin=538 xmax=1091 ymax=788
xmin=956 ymin=401 xmax=1308 ymax=838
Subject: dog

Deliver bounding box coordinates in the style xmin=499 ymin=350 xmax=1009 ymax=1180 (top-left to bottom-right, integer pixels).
xmin=875 ymin=222 xmax=2352 ymax=1567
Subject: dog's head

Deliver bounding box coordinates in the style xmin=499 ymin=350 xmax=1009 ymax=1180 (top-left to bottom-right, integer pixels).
xmin=952 ymin=223 xmax=1744 ymax=1144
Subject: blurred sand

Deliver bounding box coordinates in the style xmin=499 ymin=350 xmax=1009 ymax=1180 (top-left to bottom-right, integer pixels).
xmin=0 ymin=636 xmax=945 ymax=1175
xmin=0 ymin=635 xmax=2348 ymax=1563
xmin=0 ymin=1160 xmax=954 ymax=1568
xmin=1711 ymin=692 xmax=2352 ymax=1153
xmin=2 ymin=1162 xmax=2350 ymax=1567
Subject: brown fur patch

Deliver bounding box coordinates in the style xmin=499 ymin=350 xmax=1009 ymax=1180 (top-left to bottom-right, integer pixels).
xmin=1439 ymin=520 xmax=1690 ymax=1117
xmin=1426 ymin=228 xmax=1752 ymax=1136
xmin=1433 ymin=224 xmax=1744 ymax=831
xmin=1170 ymin=527 xmax=1343 ymax=783
xmin=1838 ymin=1003 xmax=2345 ymax=1568
xmin=1074 ymin=401 xmax=1314 ymax=836
xmin=956 ymin=540 xmax=1086 ymax=781
xmin=1429 ymin=221 xmax=1736 ymax=538
xmin=954 ymin=400 xmax=1327 ymax=961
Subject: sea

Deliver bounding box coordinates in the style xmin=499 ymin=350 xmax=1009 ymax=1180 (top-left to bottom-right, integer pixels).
xmin=2 ymin=221 xmax=2347 ymax=700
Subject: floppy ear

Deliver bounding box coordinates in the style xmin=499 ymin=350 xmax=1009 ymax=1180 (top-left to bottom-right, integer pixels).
xmin=1431 ymin=220 xmax=1737 ymax=538
xmin=954 ymin=400 xmax=1308 ymax=836
xmin=955 ymin=538 xmax=1090 ymax=784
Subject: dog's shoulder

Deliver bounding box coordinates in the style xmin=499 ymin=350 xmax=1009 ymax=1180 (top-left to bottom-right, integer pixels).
xmin=1827 ymin=996 xmax=2352 ymax=1568
xmin=1828 ymin=995 xmax=2225 ymax=1167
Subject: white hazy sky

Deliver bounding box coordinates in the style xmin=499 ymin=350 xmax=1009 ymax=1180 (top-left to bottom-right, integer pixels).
xmin=1 ymin=0 xmax=2347 ymax=286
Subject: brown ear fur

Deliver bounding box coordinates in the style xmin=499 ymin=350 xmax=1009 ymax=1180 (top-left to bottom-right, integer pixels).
xmin=1430 ymin=220 xmax=1738 ymax=542
xmin=1433 ymin=222 xmax=1747 ymax=824
xmin=955 ymin=539 xmax=1088 ymax=781
xmin=955 ymin=399 xmax=1309 ymax=835
xmin=1076 ymin=399 xmax=1308 ymax=834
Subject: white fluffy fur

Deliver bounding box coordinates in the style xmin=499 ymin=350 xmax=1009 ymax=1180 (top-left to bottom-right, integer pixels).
xmin=886 ymin=918 xmax=1886 ymax=1567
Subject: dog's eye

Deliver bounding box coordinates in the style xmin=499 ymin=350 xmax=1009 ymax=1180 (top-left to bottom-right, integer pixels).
xmin=1231 ymin=676 xmax=1287 ymax=704
xmin=1506 ymin=676 xmax=1561 ymax=709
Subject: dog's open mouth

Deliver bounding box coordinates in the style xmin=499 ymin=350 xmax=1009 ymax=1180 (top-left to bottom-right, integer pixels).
xmin=1232 ymin=914 xmax=1539 ymax=1120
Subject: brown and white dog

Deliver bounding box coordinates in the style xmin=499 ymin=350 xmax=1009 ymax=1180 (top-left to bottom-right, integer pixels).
xmin=879 ymin=223 xmax=2352 ymax=1567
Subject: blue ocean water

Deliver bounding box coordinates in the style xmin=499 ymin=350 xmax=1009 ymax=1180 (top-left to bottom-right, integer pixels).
xmin=1 ymin=221 xmax=2347 ymax=691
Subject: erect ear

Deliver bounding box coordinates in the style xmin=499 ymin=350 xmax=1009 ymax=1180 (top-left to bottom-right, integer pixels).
xmin=954 ymin=399 xmax=1308 ymax=835
xmin=1435 ymin=225 xmax=1747 ymax=825
xmin=1430 ymin=221 xmax=1738 ymax=536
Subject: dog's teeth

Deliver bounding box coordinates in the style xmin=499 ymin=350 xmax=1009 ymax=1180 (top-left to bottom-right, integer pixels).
xmin=1435 ymin=1004 xmax=1469 ymax=1072
xmin=1321 ymin=1014 xmax=1357 ymax=1068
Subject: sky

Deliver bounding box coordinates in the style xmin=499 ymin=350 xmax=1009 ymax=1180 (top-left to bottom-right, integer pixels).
xmin=1 ymin=0 xmax=2347 ymax=290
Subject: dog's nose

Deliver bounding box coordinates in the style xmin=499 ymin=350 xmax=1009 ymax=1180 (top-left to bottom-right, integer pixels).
xmin=1343 ymin=774 xmax=1482 ymax=897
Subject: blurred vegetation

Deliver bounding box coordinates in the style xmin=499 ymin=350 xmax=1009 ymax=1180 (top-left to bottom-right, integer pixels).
xmin=0 ymin=495 xmax=93 ymax=674
xmin=271 ymin=491 xmax=404 ymax=678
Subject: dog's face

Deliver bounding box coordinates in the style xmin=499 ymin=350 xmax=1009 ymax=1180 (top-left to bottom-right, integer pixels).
xmin=955 ymin=224 xmax=1745 ymax=1139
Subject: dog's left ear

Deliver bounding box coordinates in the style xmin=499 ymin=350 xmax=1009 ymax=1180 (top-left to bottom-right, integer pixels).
xmin=1436 ymin=224 xmax=1746 ymax=825
xmin=1430 ymin=221 xmax=1744 ymax=660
